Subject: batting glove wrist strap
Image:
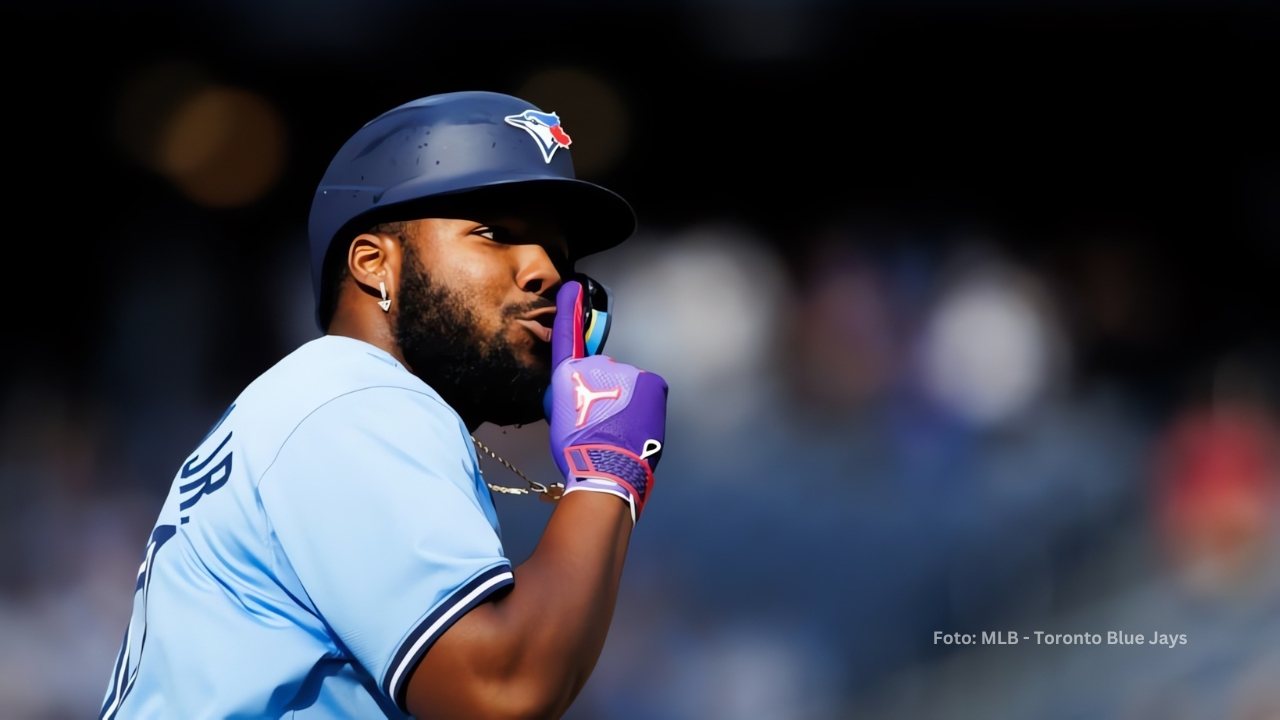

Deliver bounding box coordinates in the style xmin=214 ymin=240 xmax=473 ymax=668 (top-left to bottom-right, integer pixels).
xmin=562 ymin=444 xmax=654 ymax=523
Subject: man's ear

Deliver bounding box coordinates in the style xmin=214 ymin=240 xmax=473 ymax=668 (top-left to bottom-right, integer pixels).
xmin=348 ymin=232 xmax=401 ymax=298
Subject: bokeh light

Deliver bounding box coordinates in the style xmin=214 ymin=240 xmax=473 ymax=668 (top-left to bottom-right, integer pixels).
xmin=115 ymin=64 xmax=287 ymax=207
xmin=158 ymin=85 xmax=287 ymax=207
xmin=579 ymin=225 xmax=790 ymax=436
xmin=920 ymin=256 xmax=1066 ymax=426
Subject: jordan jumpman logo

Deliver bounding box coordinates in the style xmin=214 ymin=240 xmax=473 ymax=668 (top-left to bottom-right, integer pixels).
xmin=572 ymin=371 xmax=622 ymax=427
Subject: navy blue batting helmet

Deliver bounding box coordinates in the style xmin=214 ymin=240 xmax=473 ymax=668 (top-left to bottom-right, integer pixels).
xmin=308 ymin=90 xmax=636 ymax=329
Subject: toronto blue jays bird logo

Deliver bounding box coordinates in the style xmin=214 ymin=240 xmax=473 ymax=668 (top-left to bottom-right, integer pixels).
xmin=504 ymin=109 xmax=573 ymax=163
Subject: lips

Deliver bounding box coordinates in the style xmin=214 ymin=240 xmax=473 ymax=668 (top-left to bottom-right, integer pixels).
xmin=516 ymin=307 xmax=555 ymax=343
xmin=516 ymin=318 xmax=553 ymax=343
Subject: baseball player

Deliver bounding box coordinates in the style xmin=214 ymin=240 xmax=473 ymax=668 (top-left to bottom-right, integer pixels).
xmin=100 ymin=91 xmax=669 ymax=719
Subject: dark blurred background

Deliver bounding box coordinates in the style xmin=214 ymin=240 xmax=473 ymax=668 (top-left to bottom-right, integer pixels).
xmin=3 ymin=1 xmax=1279 ymax=718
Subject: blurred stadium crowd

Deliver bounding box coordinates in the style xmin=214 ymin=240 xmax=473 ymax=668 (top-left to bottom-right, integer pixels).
xmin=2 ymin=1 xmax=1278 ymax=718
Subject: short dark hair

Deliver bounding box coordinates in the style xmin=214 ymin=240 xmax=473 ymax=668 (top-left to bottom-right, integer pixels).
xmin=318 ymin=221 xmax=412 ymax=330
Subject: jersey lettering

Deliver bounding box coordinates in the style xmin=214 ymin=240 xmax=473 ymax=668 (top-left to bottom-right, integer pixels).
xmin=178 ymin=432 xmax=233 ymax=516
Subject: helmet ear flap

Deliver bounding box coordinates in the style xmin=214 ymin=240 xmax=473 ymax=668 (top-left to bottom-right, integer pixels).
xmin=575 ymin=273 xmax=613 ymax=358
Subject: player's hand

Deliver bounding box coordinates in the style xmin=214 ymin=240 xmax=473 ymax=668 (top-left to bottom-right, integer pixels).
xmin=546 ymin=280 xmax=668 ymax=523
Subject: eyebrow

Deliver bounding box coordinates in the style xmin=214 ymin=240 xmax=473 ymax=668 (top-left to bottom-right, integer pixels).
xmin=502 ymin=219 xmax=569 ymax=256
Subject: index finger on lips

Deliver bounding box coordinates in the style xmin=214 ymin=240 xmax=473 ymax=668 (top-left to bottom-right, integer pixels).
xmin=551 ymin=280 xmax=585 ymax=368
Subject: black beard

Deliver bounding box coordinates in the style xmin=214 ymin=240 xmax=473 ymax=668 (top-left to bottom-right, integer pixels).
xmin=394 ymin=245 xmax=551 ymax=427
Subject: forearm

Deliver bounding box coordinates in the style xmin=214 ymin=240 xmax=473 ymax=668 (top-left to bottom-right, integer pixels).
xmin=407 ymin=490 xmax=631 ymax=718
xmin=504 ymin=490 xmax=633 ymax=712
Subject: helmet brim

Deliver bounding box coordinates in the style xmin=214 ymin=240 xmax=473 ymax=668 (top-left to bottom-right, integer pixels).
xmin=374 ymin=173 xmax=636 ymax=261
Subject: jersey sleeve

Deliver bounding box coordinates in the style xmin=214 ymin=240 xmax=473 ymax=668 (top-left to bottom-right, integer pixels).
xmin=257 ymin=385 xmax=513 ymax=713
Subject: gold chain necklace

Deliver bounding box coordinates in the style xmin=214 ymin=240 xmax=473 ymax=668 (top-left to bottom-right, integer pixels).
xmin=471 ymin=435 xmax=564 ymax=501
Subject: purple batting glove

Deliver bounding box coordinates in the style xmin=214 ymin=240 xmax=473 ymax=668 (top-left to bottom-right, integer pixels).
xmin=547 ymin=280 xmax=668 ymax=523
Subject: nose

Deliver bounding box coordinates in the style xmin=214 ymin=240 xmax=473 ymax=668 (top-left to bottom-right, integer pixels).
xmin=514 ymin=244 xmax=563 ymax=296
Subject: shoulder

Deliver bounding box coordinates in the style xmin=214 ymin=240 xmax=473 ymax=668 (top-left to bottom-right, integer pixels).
xmin=228 ymin=336 xmax=469 ymax=470
xmin=299 ymin=384 xmax=466 ymax=450
xmin=241 ymin=336 xmax=449 ymax=420
xmin=256 ymin=335 xmax=427 ymax=393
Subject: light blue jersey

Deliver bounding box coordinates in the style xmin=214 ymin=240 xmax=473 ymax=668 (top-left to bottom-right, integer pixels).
xmin=100 ymin=336 xmax=514 ymax=719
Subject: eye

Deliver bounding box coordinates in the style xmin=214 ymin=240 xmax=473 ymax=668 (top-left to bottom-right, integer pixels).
xmin=471 ymin=225 xmax=513 ymax=243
